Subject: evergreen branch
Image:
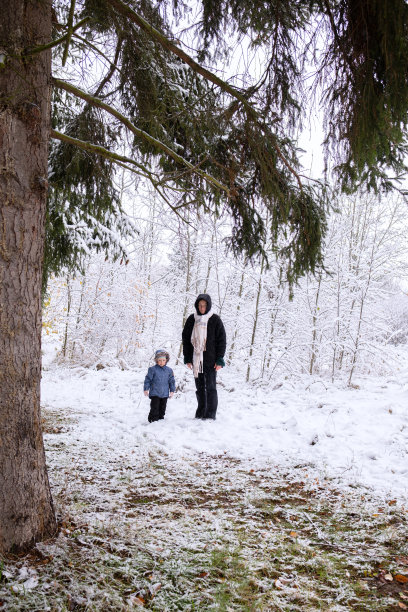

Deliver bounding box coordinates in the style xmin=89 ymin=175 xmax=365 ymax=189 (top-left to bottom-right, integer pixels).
xmin=25 ymin=17 xmax=89 ymax=55
xmin=155 ymin=155 xmax=211 ymax=186
xmin=321 ymin=0 xmax=354 ymax=74
xmin=50 ymin=129 xmax=157 ymax=180
xmin=104 ymin=0 xmax=305 ymax=191
xmin=93 ymin=36 xmax=123 ymax=98
xmin=271 ymin=137 xmax=304 ymax=192
xmin=105 ymin=0 xmax=256 ymax=117
xmin=62 ymin=0 xmax=77 ymax=66
xmin=50 ymin=130 xmax=194 ymax=224
xmin=51 ymin=132 xmax=208 ymax=226
xmin=72 ymin=33 xmax=123 ymax=77
xmin=150 ymin=182 xmax=196 ymax=226
xmin=51 ymin=130 xmax=202 ymax=202
xmin=53 ymin=78 xmax=230 ymax=196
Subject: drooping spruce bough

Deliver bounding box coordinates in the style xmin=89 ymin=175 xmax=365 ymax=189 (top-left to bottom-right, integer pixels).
xmin=46 ymin=0 xmax=408 ymax=290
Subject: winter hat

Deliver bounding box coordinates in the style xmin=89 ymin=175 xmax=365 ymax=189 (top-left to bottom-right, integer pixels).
xmin=154 ymin=349 xmax=170 ymax=363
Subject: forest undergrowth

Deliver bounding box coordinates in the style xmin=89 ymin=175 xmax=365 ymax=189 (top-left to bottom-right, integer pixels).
xmin=1 ymin=406 xmax=408 ymax=612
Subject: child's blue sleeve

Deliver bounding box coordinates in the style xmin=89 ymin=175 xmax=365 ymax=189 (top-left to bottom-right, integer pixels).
xmin=144 ymin=367 xmax=153 ymax=391
xmin=169 ymin=369 xmax=175 ymax=393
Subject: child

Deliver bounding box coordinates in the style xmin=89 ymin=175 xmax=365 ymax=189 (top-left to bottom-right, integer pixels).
xmin=144 ymin=349 xmax=175 ymax=423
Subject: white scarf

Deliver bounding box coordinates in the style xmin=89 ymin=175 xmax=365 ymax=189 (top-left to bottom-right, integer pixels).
xmin=191 ymin=309 xmax=213 ymax=378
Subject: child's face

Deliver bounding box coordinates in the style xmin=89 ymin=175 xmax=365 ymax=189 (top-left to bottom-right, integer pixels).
xmin=156 ymin=357 xmax=166 ymax=367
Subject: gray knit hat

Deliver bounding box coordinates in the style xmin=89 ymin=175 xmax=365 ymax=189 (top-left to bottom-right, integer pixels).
xmin=154 ymin=349 xmax=170 ymax=363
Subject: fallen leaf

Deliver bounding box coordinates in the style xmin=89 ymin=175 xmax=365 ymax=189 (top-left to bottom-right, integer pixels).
xmin=388 ymin=500 xmax=397 ymax=506
xmin=400 ymin=593 xmax=408 ymax=600
xmin=275 ymin=579 xmax=284 ymax=589
xmin=396 ymin=557 xmax=408 ymax=566
xmin=357 ymin=580 xmax=369 ymax=591
xmin=198 ymin=572 xmax=209 ymax=579
xmin=289 ymin=531 xmax=298 ymax=538
xmin=150 ymin=583 xmax=161 ymax=595
xmin=384 ymin=574 xmax=393 ymax=582
xmin=398 ymin=603 xmax=407 ymax=610
xmin=129 ymin=596 xmax=145 ymax=607
xmin=279 ymin=577 xmax=293 ymax=585
xmin=395 ymin=575 xmax=408 ymax=584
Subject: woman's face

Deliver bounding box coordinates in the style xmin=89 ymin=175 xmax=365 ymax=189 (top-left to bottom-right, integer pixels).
xmin=198 ymin=300 xmax=207 ymax=314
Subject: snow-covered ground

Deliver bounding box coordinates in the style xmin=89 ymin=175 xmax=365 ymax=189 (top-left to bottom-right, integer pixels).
xmin=2 ymin=350 xmax=407 ymax=611
xmin=41 ymin=351 xmax=408 ymax=502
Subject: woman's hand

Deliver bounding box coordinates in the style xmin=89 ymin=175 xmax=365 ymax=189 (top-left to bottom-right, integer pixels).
xmin=144 ymin=390 xmax=149 ymax=396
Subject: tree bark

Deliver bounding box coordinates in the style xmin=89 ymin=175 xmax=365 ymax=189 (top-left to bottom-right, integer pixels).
xmin=0 ymin=0 xmax=57 ymax=552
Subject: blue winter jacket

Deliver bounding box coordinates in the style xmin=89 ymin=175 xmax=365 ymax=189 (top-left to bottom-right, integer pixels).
xmin=144 ymin=364 xmax=175 ymax=398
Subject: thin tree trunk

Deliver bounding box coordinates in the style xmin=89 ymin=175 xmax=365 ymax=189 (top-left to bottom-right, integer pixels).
xmin=264 ymin=299 xmax=280 ymax=377
xmin=214 ymin=220 xmax=222 ymax=309
xmin=347 ymin=296 xmax=364 ymax=386
xmin=62 ymin=273 xmax=72 ymax=358
xmin=246 ymin=256 xmax=265 ymax=382
xmin=69 ymin=272 xmax=87 ymax=360
xmin=203 ymin=232 xmax=214 ymax=293
xmin=178 ymin=221 xmax=194 ymax=359
xmin=309 ymin=271 xmax=322 ymax=375
xmin=348 ymin=242 xmax=375 ymax=386
xmin=141 ymin=197 xmax=156 ymax=335
xmin=228 ymin=265 xmax=246 ymax=363
xmin=339 ymin=197 xmax=370 ymax=370
xmin=331 ymin=267 xmax=341 ymax=382
xmin=0 ymin=0 xmax=56 ymax=552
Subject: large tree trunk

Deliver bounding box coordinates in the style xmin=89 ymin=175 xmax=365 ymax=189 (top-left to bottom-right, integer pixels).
xmin=0 ymin=0 xmax=56 ymax=552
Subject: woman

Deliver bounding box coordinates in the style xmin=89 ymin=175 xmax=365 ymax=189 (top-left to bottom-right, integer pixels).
xmin=182 ymin=294 xmax=226 ymax=420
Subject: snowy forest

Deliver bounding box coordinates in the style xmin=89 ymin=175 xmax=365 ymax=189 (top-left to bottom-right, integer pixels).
xmin=2 ymin=0 xmax=408 ymax=609
xmin=45 ymin=182 xmax=408 ymax=387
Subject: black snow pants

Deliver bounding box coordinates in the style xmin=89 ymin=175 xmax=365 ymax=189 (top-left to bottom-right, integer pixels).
xmin=194 ymin=369 xmax=218 ymax=420
xmin=148 ymin=396 xmax=168 ymax=422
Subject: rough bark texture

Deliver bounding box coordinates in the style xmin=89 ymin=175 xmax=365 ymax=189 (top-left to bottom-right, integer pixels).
xmin=0 ymin=0 xmax=57 ymax=552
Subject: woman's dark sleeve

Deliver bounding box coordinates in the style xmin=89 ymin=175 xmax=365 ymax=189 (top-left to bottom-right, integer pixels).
xmin=182 ymin=315 xmax=194 ymax=364
xmin=215 ymin=316 xmax=226 ymax=361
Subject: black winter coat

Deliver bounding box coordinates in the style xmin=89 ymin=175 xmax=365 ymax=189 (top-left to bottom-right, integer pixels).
xmin=182 ymin=294 xmax=226 ymax=371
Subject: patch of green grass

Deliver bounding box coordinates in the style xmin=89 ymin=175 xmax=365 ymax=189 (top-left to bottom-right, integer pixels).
xmin=2 ymin=413 xmax=408 ymax=612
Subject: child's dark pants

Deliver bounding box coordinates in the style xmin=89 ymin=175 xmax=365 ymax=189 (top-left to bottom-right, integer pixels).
xmin=195 ymin=370 xmax=218 ymax=419
xmin=148 ymin=396 xmax=168 ymax=422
